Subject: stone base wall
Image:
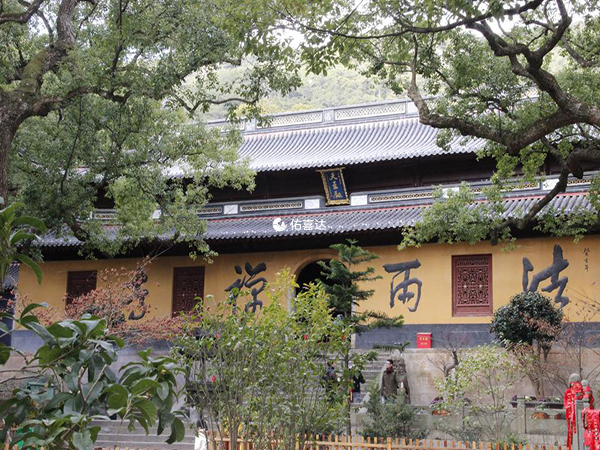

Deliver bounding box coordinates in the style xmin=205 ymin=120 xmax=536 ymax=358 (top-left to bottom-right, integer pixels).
xmin=355 ymin=323 xmax=600 ymax=349
xmin=371 ymin=346 xmax=600 ymax=406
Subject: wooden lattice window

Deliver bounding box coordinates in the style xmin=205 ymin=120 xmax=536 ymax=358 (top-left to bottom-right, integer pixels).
xmin=452 ymin=255 xmax=493 ymax=316
xmin=66 ymin=270 xmax=97 ymax=306
xmin=172 ymin=267 xmax=205 ymax=314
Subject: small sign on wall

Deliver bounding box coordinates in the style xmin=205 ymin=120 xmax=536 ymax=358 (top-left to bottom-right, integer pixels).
xmin=417 ymin=332 xmax=432 ymax=349
xmin=317 ymin=168 xmax=350 ymax=206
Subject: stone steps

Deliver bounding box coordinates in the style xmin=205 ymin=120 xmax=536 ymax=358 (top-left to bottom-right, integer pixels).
xmin=91 ymin=420 xmax=196 ymax=450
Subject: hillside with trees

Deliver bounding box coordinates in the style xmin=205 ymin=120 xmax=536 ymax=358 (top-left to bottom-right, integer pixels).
xmin=200 ymin=66 xmax=398 ymax=120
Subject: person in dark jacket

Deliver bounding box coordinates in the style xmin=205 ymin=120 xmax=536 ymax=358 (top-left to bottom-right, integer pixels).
xmin=352 ymin=369 xmax=366 ymax=403
xmin=323 ymin=361 xmax=338 ymax=402
xmin=380 ymin=359 xmax=400 ymax=402
xmin=380 ymin=358 xmax=410 ymax=403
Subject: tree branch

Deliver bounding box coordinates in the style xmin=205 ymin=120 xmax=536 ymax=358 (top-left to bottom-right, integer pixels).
xmin=0 ymin=0 xmax=43 ymax=25
xmin=286 ymin=0 xmax=545 ymax=41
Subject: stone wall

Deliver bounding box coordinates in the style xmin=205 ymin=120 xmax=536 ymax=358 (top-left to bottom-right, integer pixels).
xmin=375 ymin=346 xmax=600 ymax=406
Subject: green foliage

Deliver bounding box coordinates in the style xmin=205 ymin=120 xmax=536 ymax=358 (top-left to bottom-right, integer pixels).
xmin=3 ymin=0 xmax=303 ymax=255
xmin=0 ymin=308 xmax=186 ymax=449
xmin=361 ymin=383 xmax=425 ymax=440
xmin=202 ymin=65 xmax=397 ymax=119
xmin=491 ymin=292 xmax=564 ymax=352
xmin=318 ymin=239 xmax=382 ymax=318
xmin=175 ymin=270 xmax=371 ymax=448
xmin=435 ymin=346 xmax=529 ymax=443
xmin=318 ymin=240 xmax=403 ymax=330
xmin=290 ymin=0 xmax=600 ymax=245
xmin=0 ymin=216 xmax=186 ymax=449
xmin=0 ymin=202 xmax=46 ymax=285
xmin=398 ymin=182 xmax=520 ymax=250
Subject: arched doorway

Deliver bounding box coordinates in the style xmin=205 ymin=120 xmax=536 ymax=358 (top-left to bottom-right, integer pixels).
xmin=295 ymin=260 xmax=331 ymax=295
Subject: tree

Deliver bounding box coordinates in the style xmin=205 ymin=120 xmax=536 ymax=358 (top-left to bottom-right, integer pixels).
xmin=174 ymin=270 xmax=371 ymax=450
xmin=2 ymin=0 xmax=300 ymax=255
xmin=317 ymin=240 xmax=399 ymax=434
xmin=435 ymin=346 xmax=529 ymax=444
xmin=491 ymin=291 xmax=564 ymax=397
xmin=283 ymin=0 xmax=600 ymax=245
xmin=0 ymin=205 xmax=186 ymax=449
xmin=317 ymin=239 xmax=403 ymax=329
xmin=25 ymin=259 xmax=184 ymax=347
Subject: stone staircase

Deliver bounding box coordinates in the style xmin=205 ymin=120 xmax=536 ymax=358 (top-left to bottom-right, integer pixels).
xmin=92 ymin=420 xmax=196 ymax=449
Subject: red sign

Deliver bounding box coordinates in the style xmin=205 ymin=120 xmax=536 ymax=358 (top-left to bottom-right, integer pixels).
xmin=417 ymin=332 xmax=432 ymax=349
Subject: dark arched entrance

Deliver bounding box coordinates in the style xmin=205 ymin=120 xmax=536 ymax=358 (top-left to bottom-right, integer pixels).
xmin=296 ymin=260 xmax=330 ymax=295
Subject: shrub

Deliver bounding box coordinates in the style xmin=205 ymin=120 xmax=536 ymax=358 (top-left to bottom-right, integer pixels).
xmin=361 ymin=383 xmax=425 ymax=440
xmin=491 ymin=291 xmax=564 ymax=353
xmin=491 ymin=291 xmax=563 ymax=397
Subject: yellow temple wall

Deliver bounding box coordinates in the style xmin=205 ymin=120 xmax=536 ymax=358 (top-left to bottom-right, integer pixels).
xmin=17 ymin=235 xmax=600 ymax=324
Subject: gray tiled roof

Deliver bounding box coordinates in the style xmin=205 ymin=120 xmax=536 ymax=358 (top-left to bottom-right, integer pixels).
xmin=38 ymin=191 xmax=592 ymax=246
xmin=2 ymin=262 xmax=20 ymax=289
xmin=238 ymin=117 xmax=485 ymax=172
xmin=205 ymin=192 xmax=591 ymax=240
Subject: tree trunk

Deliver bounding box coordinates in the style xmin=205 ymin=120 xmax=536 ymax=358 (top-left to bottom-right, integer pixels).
xmin=0 ymin=96 xmax=25 ymax=203
xmin=0 ymin=120 xmax=15 ymax=204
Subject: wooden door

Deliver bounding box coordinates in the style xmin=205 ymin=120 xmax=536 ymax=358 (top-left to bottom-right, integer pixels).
xmin=172 ymin=267 xmax=205 ymax=314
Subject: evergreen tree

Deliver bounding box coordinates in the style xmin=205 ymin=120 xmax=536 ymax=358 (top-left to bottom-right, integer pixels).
xmin=318 ymin=239 xmax=403 ymax=329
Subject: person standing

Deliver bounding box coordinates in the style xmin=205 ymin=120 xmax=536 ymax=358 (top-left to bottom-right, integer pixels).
xmin=323 ymin=361 xmax=338 ymax=402
xmin=380 ymin=359 xmax=399 ymax=402
xmin=352 ymin=369 xmax=365 ymax=403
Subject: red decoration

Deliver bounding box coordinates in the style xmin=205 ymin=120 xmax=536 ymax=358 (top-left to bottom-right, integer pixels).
xmin=583 ymin=408 xmax=600 ymax=450
xmin=417 ymin=332 xmax=432 ymax=349
xmin=210 ymin=375 xmax=216 ymax=383
xmin=565 ymin=381 xmax=584 ymax=450
xmin=585 ymin=385 xmax=596 ymax=410
xmin=303 ymin=334 xmax=309 ymax=340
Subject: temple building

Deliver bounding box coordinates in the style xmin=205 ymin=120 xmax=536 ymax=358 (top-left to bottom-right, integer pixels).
xmin=14 ymin=99 xmax=600 ymax=350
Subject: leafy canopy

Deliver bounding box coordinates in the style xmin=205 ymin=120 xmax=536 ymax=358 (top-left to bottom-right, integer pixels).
xmin=1 ymin=0 xmax=301 ymax=255
xmin=284 ymin=0 xmax=600 ymax=245
xmin=491 ymin=291 xmax=564 ymax=350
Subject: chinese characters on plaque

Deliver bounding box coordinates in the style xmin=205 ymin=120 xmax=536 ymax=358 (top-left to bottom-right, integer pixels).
xmin=317 ymin=168 xmax=349 ymax=205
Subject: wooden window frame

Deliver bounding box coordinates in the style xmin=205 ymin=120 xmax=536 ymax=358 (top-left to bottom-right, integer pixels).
xmin=452 ymin=254 xmax=493 ymax=317
xmin=172 ymin=266 xmax=205 ymax=315
xmin=66 ymin=270 xmax=97 ymax=306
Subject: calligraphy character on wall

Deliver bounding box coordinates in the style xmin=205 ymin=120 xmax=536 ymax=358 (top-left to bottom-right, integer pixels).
xmin=383 ymin=260 xmax=422 ymax=312
xmin=127 ymin=268 xmax=149 ymax=320
xmin=225 ymin=262 xmax=267 ymax=313
xmin=522 ymin=244 xmax=569 ymax=307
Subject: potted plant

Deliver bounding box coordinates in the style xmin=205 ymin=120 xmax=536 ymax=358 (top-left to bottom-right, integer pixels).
xmin=430 ymin=396 xmax=450 ymax=416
